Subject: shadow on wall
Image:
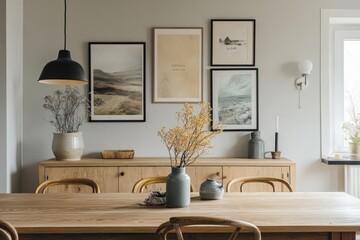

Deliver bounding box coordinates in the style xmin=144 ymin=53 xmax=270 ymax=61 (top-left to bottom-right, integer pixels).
xmin=21 ymin=161 xmax=40 ymax=193
xmin=229 ymin=134 xmax=249 ymax=158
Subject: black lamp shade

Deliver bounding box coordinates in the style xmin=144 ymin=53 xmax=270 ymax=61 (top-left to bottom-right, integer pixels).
xmin=38 ymin=50 xmax=87 ymax=85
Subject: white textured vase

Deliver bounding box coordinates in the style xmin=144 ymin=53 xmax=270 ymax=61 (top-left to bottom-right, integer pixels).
xmin=52 ymin=132 xmax=84 ymax=161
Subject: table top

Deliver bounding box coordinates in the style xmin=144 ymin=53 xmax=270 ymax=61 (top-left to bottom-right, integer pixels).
xmin=0 ymin=192 xmax=359 ymax=234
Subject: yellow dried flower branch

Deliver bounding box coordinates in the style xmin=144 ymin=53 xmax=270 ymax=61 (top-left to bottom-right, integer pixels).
xmin=158 ymin=102 xmax=222 ymax=168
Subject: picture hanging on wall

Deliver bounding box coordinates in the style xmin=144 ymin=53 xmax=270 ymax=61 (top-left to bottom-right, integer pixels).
xmin=211 ymin=19 xmax=255 ymax=66
xmin=211 ymin=68 xmax=258 ymax=131
xmin=88 ymin=42 xmax=146 ymax=122
xmin=153 ymin=27 xmax=203 ymax=103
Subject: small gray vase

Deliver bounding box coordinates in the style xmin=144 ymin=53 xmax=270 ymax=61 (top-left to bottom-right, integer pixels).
xmin=166 ymin=167 xmax=191 ymax=208
xmin=199 ymin=178 xmax=224 ymax=200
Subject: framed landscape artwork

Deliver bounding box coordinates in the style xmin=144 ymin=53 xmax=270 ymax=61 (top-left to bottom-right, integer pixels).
xmin=88 ymin=42 xmax=145 ymax=122
xmin=211 ymin=68 xmax=258 ymax=131
xmin=211 ymin=19 xmax=255 ymax=66
xmin=153 ymin=27 xmax=203 ymax=103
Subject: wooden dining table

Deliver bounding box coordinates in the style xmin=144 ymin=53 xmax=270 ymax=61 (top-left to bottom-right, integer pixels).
xmin=0 ymin=192 xmax=359 ymax=240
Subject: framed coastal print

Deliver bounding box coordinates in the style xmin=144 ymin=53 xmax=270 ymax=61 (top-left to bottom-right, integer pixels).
xmin=88 ymin=42 xmax=146 ymax=122
xmin=211 ymin=68 xmax=258 ymax=131
xmin=153 ymin=28 xmax=203 ymax=103
xmin=211 ymin=19 xmax=255 ymax=66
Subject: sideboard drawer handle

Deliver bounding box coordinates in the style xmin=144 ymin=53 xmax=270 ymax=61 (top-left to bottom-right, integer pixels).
xmin=120 ymin=172 xmax=125 ymax=176
xmin=216 ymin=172 xmax=221 ymax=176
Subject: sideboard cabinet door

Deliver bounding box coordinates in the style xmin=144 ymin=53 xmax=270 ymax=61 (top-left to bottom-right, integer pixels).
xmin=42 ymin=167 xmax=119 ymax=193
xmin=118 ymin=167 xmax=170 ymax=192
xmin=223 ymin=166 xmax=293 ymax=192
xmin=187 ymin=166 xmax=223 ymax=192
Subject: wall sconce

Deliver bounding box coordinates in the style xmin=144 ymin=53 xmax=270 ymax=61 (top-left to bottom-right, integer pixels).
xmin=295 ymin=59 xmax=313 ymax=108
xmin=295 ymin=60 xmax=313 ymax=90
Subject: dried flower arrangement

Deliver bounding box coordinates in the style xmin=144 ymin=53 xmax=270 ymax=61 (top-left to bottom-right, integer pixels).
xmin=158 ymin=102 xmax=222 ymax=168
xmin=342 ymin=96 xmax=360 ymax=144
xmin=43 ymin=86 xmax=89 ymax=133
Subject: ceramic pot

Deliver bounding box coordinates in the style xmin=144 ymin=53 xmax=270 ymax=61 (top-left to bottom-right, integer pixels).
xmin=52 ymin=132 xmax=84 ymax=161
xmin=199 ymin=178 xmax=224 ymax=200
xmin=248 ymin=131 xmax=265 ymax=159
xmin=166 ymin=167 xmax=190 ymax=208
xmin=349 ymin=142 xmax=360 ymax=157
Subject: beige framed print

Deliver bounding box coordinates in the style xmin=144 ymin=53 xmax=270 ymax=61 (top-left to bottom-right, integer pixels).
xmin=153 ymin=28 xmax=203 ymax=103
xmin=211 ymin=19 xmax=255 ymax=66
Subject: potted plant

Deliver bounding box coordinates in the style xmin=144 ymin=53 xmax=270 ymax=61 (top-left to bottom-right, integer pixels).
xmin=158 ymin=102 xmax=221 ymax=207
xmin=342 ymin=96 xmax=360 ymax=156
xmin=43 ymin=86 xmax=89 ymax=161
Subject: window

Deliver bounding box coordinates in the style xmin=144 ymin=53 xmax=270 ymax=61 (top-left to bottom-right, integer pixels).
xmin=321 ymin=9 xmax=360 ymax=158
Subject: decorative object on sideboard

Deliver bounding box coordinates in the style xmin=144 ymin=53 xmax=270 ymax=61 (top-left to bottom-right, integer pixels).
xmin=101 ymin=150 xmax=135 ymax=159
xmin=263 ymin=115 xmax=282 ymax=159
xmin=158 ymin=102 xmax=222 ymax=208
xmin=294 ymin=59 xmax=313 ymax=109
xmin=264 ymin=151 xmax=281 ymax=159
xmin=342 ymin=94 xmax=360 ymax=157
xmin=248 ymin=131 xmax=265 ymax=159
xmin=199 ymin=178 xmax=224 ymax=200
xmin=43 ymin=86 xmax=89 ymax=161
xmin=38 ymin=0 xmax=86 ymax=85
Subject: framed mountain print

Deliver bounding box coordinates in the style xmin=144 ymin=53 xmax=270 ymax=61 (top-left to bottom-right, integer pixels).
xmin=88 ymin=42 xmax=146 ymax=122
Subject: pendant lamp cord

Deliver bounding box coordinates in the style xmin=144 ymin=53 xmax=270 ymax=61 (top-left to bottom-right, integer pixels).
xmin=63 ymin=0 xmax=67 ymax=50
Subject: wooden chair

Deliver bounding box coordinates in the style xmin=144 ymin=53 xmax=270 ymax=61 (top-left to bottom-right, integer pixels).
xmin=226 ymin=177 xmax=293 ymax=192
xmin=156 ymin=216 xmax=261 ymax=240
xmin=132 ymin=176 xmax=194 ymax=193
xmin=0 ymin=220 xmax=18 ymax=240
xmin=35 ymin=178 xmax=101 ymax=193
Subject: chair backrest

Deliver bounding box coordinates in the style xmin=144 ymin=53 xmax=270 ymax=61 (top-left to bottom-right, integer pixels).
xmin=0 ymin=220 xmax=18 ymax=240
xmin=226 ymin=177 xmax=293 ymax=192
xmin=132 ymin=176 xmax=195 ymax=193
xmin=156 ymin=216 xmax=261 ymax=240
xmin=35 ymin=178 xmax=101 ymax=193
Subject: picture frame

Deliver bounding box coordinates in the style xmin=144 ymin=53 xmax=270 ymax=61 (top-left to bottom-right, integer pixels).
xmin=153 ymin=27 xmax=203 ymax=103
xmin=211 ymin=19 xmax=256 ymax=66
xmin=88 ymin=42 xmax=146 ymax=122
xmin=211 ymin=68 xmax=258 ymax=131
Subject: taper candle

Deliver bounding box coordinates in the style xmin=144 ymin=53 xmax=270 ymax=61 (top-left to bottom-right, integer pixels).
xmin=275 ymin=115 xmax=279 ymax=152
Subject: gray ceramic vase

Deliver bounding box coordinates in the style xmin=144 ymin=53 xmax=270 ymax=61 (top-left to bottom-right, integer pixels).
xmin=166 ymin=167 xmax=191 ymax=208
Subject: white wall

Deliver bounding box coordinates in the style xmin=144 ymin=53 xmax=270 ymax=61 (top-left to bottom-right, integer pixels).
xmin=22 ymin=0 xmax=360 ymax=193
xmin=0 ymin=0 xmax=7 ymax=193
xmin=0 ymin=0 xmax=22 ymax=193
xmin=6 ymin=0 xmax=23 ymax=193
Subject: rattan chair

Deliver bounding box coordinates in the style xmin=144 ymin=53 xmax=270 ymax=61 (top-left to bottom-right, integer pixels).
xmin=0 ymin=220 xmax=18 ymax=240
xmin=132 ymin=176 xmax=194 ymax=193
xmin=226 ymin=176 xmax=293 ymax=192
xmin=35 ymin=178 xmax=101 ymax=193
xmin=156 ymin=216 xmax=261 ymax=240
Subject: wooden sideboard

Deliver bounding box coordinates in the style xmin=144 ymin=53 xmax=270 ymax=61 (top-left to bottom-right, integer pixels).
xmin=38 ymin=157 xmax=296 ymax=193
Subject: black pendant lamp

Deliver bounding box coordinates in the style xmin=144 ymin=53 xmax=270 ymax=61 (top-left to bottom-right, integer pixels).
xmin=38 ymin=0 xmax=86 ymax=85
